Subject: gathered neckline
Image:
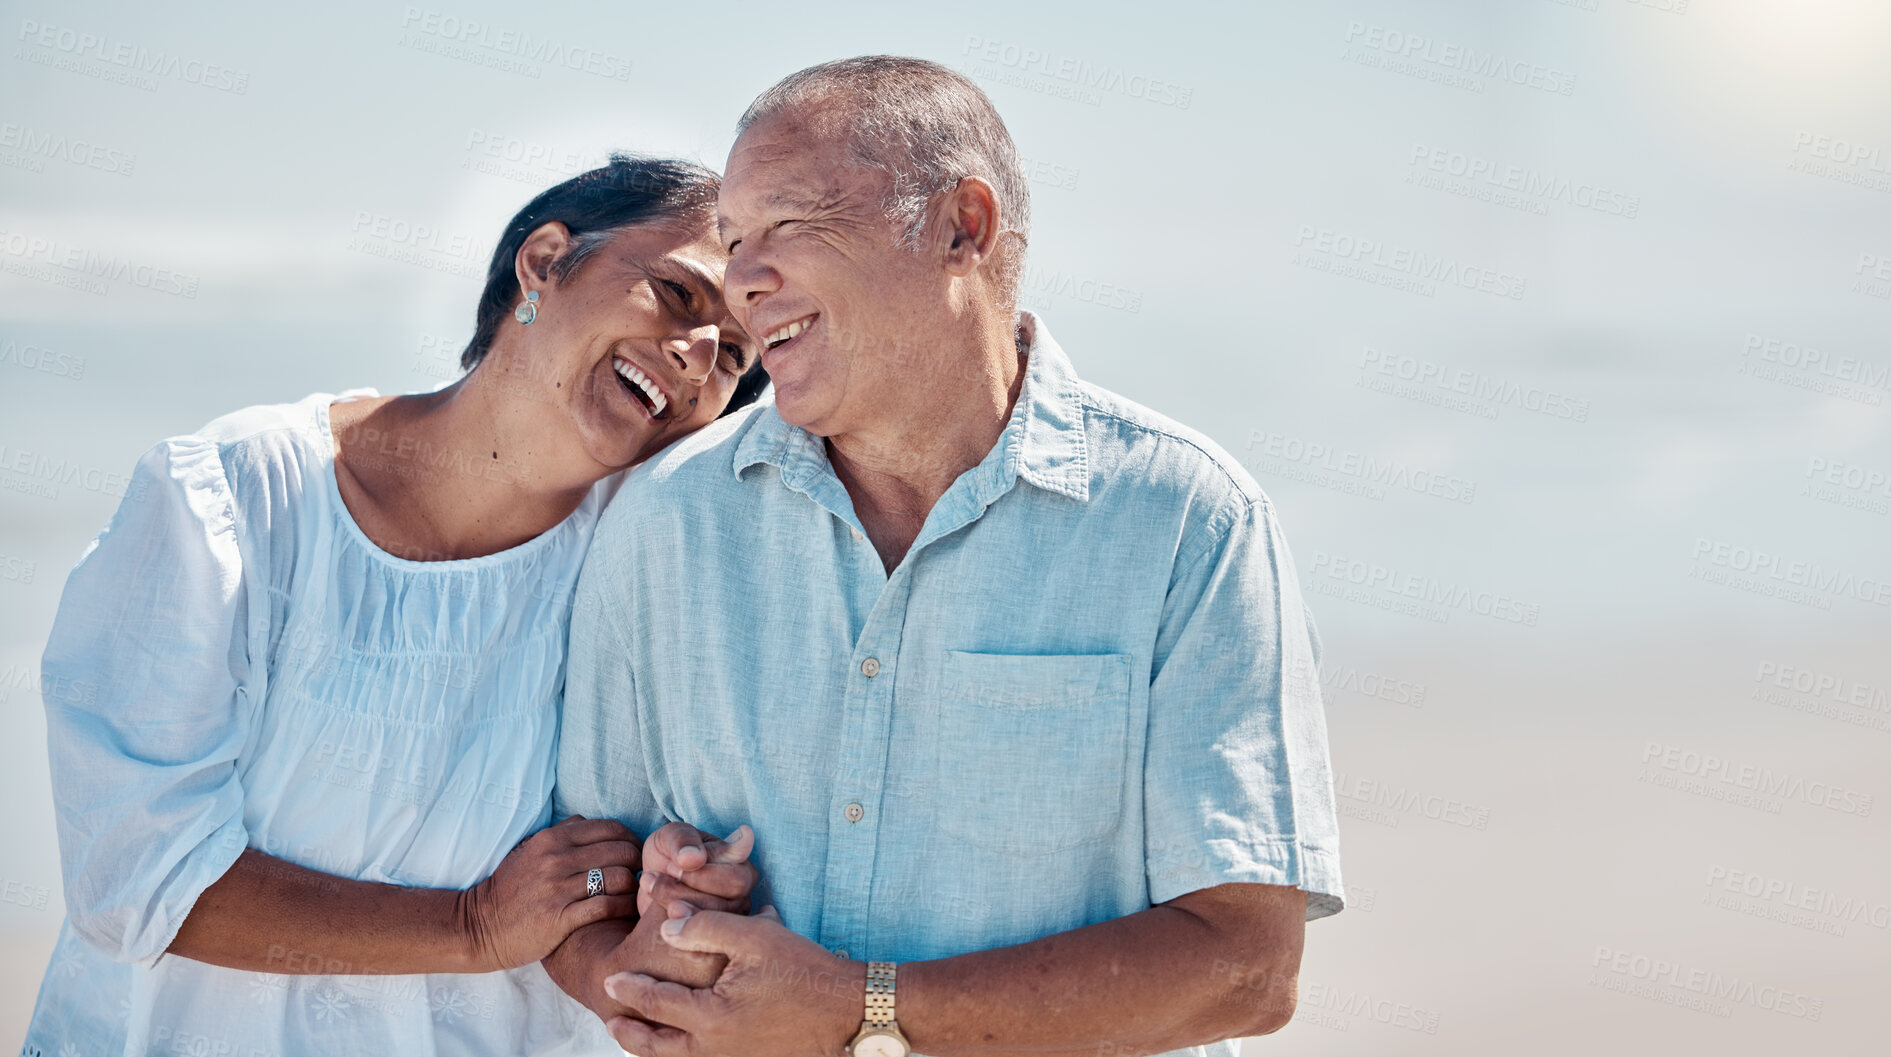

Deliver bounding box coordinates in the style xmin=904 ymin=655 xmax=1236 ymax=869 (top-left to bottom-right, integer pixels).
xmin=316 ymin=395 xmax=584 ymax=572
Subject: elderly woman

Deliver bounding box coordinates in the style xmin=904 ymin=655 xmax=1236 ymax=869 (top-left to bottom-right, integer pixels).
xmin=23 ymin=154 xmax=762 ymax=1056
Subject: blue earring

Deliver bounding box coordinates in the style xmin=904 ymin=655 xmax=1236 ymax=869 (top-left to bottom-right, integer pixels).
xmin=514 ymin=290 xmax=539 ymax=325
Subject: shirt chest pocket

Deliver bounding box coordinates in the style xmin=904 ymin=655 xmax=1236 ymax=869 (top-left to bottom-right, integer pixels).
xmin=930 ymin=651 xmax=1133 ymax=855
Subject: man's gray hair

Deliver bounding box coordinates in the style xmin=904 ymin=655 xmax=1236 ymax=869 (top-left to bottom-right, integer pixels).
xmin=737 ymin=56 xmax=1032 ymax=311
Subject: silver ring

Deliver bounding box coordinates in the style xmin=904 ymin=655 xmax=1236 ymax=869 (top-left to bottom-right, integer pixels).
xmin=586 ymin=868 xmax=604 ymax=898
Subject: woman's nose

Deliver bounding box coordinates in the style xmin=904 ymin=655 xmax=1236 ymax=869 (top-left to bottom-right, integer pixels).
xmin=667 ymin=325 xmax=719 ymax=383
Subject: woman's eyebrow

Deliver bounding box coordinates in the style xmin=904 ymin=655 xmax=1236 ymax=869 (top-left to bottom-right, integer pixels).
xmin=726 ymin=339 xmax=754 ymax=370
xmin=665 ymin=258 xmax=728 ymax=314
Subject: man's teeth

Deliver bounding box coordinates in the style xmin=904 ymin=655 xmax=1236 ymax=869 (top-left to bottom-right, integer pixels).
xmin=613 ymin=358 xmax=667 ymax=416
xmin=765 ymin=317 xmax=811 ymax=349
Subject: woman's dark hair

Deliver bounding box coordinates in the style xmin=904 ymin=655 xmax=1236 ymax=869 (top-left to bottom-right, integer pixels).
xmin=724 ymin=356 xmax=771 ymax=415
xmin=462 ymin=152 xmax=768 ymax=417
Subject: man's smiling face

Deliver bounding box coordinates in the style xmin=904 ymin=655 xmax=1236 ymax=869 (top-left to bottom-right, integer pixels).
xmin=717 ymin=109 xmax=949 ymax=438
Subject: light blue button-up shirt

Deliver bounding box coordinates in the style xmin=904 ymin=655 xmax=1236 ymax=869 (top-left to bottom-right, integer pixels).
xmin=557 ymin=314 xmax=1344 ymax=1057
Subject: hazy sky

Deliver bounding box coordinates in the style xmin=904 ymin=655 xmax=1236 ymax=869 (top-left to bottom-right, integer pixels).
xmin=2 ymin=1 xmax=1887 ymax=1052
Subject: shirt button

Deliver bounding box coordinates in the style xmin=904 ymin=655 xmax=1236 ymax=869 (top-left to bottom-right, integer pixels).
xmin=861 ymin=658 xmax=881 ymax=678
xmin=844 ymin=802 xmax=865 ymax=823
xmin=851 ymin=528 xmax=864 ymax=541
xmin=834 ymin=948 xmax=849 ymax=959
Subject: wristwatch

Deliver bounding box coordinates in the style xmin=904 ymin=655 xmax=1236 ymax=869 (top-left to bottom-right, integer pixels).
xmin=849 ymin=961 xmax=911 ymax=1057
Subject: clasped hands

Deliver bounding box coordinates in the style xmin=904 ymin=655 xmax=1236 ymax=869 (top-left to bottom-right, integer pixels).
xmin=584 ymin=821 xmax=868 ymax=1057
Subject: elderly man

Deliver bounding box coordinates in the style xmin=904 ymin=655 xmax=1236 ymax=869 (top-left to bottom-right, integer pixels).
xmin=545 ymin=56 xmax=1345 ymax=1057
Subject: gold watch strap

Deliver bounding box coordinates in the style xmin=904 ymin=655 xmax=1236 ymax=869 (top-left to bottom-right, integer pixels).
xmin=864 ymin=961 xmax=898 ymax=1027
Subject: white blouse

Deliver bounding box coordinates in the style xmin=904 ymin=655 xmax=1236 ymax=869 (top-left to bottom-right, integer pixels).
xmin=23 ymin=392 xmax=624 ymax=1057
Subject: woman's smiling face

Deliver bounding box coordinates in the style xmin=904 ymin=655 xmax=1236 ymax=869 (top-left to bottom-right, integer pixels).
xmin=500 ymin=216 xmax=758 ymax=472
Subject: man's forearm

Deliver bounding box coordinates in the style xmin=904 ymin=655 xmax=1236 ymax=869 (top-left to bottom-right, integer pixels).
xmin=544 ymin=917 xmax=638 ymax=1015
xmin=898 ymin=886 xmax=1305 ymax=1057
xmin=544 ymin=908 xmax=729 ymax=1019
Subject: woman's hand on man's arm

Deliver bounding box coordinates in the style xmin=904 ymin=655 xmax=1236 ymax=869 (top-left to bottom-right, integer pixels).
xmin=168 ymin=815 xmax=641 ymax=975
xmin=542 ymin=821 xmax=759 ymax=1023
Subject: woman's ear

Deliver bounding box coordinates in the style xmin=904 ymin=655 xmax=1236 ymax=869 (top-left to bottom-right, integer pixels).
xmin=938 ymin=176 xmax=1001 ymax=278
xmin=514 ymin=222 xmax=573 ymax=295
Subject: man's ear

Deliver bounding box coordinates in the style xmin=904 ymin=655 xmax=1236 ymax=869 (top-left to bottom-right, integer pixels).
xmin=937 ymin=176 xmax=1001 ymax=279
xmin=514 ymin=221 xmax=573 ymax=296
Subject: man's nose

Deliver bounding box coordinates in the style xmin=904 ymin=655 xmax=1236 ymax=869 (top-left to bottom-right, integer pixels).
xmin=666 ymin=324 xmax=719 ymax=384
xmin=724 ymin=249 xmax=780 ymax=307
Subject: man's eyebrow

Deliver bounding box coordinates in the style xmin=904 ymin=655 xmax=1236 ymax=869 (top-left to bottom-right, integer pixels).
xmin=763 ymin=189 xmax=821 ymax=211
xmin=720 ymin=188 xmax=826 ymax=243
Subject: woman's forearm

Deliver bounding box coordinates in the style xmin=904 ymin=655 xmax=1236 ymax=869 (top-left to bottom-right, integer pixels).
xmin=167 ymin=849 xmax=488 ymax=975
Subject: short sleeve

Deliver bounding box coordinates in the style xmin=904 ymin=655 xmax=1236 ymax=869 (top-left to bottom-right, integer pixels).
xmin=553 ymin=537 xmax=664 ymax=839
xmin=41 ymin=437 xmax=255 ymax=966
xmin=1144 ymin=496 xmax=1345 ymax=921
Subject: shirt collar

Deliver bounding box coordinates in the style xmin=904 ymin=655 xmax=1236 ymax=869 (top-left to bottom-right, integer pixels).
xmin=733 ymin=311 xmax=1090 ymax=504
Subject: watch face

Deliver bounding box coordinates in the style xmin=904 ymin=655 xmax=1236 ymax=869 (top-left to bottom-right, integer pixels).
xmin=855 ymin=1031 xmax=908 ymax=1057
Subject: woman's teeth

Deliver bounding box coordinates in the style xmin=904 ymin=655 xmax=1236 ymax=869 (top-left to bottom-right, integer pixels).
xmin=612 ymin=358 xmax=667 ymax=416
xmin=765 ymin=317 xmax=813 ymax=349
